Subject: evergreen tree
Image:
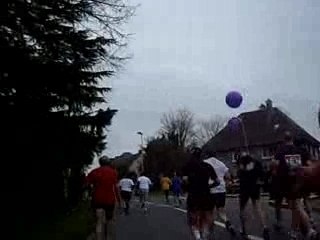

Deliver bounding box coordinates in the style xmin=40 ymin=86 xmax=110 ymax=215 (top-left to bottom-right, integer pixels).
xmin=0 ymin=0 xmax=134 ymax=226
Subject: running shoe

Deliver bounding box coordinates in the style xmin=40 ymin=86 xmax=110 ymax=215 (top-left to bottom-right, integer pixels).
xmin=306 ymin=229 xmax=319 ymax=240
xmin=192 ymin=230 xmax=202 ymax=240
xmin=226 ymin=221 xmax=236 ymax=235
xmin=288 ymin=230 xmax=299 ymax=240
xmin=240 ymin=230 xmax=249 ymax=240
xmin=202 ymin=229 xmax=211 ymax=240
xmin=143 ymin=207 xmax=147 ymax=215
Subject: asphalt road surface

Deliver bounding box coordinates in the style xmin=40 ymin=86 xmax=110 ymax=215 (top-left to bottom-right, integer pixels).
xmin=115 ymin=196 xmax=320 ymax=240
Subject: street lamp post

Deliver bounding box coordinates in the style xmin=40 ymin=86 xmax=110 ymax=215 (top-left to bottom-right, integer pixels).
xmin=137 ymin=131 xmax=144 ymax=147
xmin=230 ymin=117 xmax=249 ymax=155
xmin=137 ymin=131 xmax=146 ymax=173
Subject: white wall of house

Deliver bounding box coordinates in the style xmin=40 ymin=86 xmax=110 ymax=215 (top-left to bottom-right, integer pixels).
xmin=128 ymin=153 xmax=144 ymax=176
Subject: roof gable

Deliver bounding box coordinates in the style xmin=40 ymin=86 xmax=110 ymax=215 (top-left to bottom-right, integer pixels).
xmin=203 ymin=107 xmax=320 ymax=152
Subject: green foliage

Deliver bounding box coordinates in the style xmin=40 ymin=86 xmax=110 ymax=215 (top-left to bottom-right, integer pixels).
xmin=18 ymin=201 xmax=94 ymax=240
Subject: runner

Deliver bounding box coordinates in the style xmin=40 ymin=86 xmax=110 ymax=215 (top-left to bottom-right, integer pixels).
xmin=172 ymin=172 xmax=183 ymax=207
xmin=273 ymin=132 xmax=318 ymax=239
xmin=294 ymin=138 xmax=316 ymax=228
xmin=183 ymin=147 xmax=220 ymax=240
xmin=237 ymin=152 xmax=270 ymax=240
xmin=137 ymin=172 xmax=152 ymax=214
xmin=119 ymin=174 xmax=135 ymax=215
xmin=86 ymin=156 xmax=120 ymax=240
xmin=269 ymin=154 xmax=282 ymax=231
xmin=160 ymin=174 xmax=172 ymax=203
xmin=301 ymin=161 xmax=320 ymax=192
xmin=204 ymin=155 xmax=235 ymax=235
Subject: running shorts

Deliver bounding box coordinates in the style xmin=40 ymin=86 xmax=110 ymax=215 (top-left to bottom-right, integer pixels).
xmin=92 ymin=203 xmax=115 ymax=220
xmin=272 ymin=176 xmax=302 ymax=200
xmin=187 ymin=193 xmax=214 ymax=211
xmin=210 ymin=192 xmax=226 ymax=208
xmin=239 ymin=188 xmax=260 ymax=208
xmin=120 ymin=191 xmax=132 ymax=202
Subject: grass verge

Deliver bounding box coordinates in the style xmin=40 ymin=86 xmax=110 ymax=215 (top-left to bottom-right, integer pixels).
xmin=20 ymin=201 xmax=94 ymax=240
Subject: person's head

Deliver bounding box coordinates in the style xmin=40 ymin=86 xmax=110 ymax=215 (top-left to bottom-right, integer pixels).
xmin=125 ymin=173 xmax=131 ymax=178
xmin=284 ymin=131 xmax=294 ymax=145
xmin=99 ymin=155 xmax=111 ymax=166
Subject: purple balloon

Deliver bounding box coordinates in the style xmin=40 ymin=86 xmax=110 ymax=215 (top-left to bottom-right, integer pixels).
xmin=226 ymin=91 xmax=243 ymax=108
xmin=228 ymin=117 xmax=241 ymax=132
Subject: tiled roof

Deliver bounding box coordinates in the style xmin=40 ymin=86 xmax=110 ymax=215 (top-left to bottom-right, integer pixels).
xmin=203 ymin=107 xmax=320 ymax=153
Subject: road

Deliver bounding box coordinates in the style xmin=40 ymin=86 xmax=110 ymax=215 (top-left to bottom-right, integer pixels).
xmin=115 ymin=195 xmax=319 ymax=240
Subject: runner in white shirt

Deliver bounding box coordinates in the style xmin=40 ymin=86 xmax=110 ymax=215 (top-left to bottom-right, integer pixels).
xmin=119 ymin=174 xmax=135 ymax=215
xmin=137 ymin=173 xmax=152 ymax=213
xmin=204 ymin=156 xmax=235 ymax=234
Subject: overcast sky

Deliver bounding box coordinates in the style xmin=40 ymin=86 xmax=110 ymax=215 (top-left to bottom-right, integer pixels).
xmin=104 ymin=0 xmax=320 ymax=158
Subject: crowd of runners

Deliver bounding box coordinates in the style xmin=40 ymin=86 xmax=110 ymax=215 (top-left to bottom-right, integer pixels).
xmin=85 ymin=130 xmax=320 ymax=240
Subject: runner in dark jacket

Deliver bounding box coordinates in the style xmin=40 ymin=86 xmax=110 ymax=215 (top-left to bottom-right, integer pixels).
xmin=273 ymin=132 xmax=318 ymax=239
xmin=183 ymin=147 xmax=219 ymax=240
xmin=238 ymin=153 xmax=269 ymax=240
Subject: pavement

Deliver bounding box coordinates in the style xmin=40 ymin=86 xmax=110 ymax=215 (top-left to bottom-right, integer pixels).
xmin=112 ymin=194 xmax=320 ymax=240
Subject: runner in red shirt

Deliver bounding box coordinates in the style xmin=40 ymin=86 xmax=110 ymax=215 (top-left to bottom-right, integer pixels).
xmin=86 ymin=156 xmax=120 ymax=240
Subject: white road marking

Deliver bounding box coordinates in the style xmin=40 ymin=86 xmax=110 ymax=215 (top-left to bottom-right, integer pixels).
xmin=214 ymin=221 xmax=225 ymax=228
xmin=162 ymin=204 xmax=263 ymax=240
xmin=174 ymin=207 xmax=187 ymax=213
xmin=247 ymin=235 xmax=264 ymax=240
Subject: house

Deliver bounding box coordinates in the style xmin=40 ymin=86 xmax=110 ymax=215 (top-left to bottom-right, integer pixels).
xmin=128 ymin=151 xmax=145 ymax=176
xmin=202 ymin=100 xmax=320 ymax=173
xmin=112 ymin=151 xmax=144 ymax=177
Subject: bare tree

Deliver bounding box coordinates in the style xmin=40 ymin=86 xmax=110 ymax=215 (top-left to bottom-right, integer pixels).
xmin=195 ymin=116 xmax=227 ymax=146
xmin=160 ymin=108 xmax=195 ymax=149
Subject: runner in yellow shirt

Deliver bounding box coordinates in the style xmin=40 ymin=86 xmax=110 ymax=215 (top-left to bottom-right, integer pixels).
xmin=160 ymin=175 xmax=172 ymax=203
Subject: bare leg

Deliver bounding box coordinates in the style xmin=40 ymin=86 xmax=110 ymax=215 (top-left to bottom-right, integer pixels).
xmin=252 ymin=198 xmax=270 ymax=240
xmin=201 ymin=211 xmax=214 ymax=240
xmin=217 ymin=207 xmax=228 ymax=223
xmin=190 ymin=211 xmax=201 ymax=240
xmin=252 ymin=199 xmax=267 ymax=228
xmin=105 ymin=220 xmax=116 ymax=240
xmin=289 ymin=199 xmax=301 ymax=232
xmin=240 ymin=195 xmax=249 ymax=235
xmin=303 ymin=197 xmax=315 ymax=227
xmin=95 ymin=209 xmax=106 ymax=240
xmin=274 ymin=197 xmax=283 ymax=227
xmin=294 ymin=199 xmax=315 ymax=237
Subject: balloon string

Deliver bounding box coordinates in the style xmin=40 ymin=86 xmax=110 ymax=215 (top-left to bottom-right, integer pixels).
xmin=239 ymin=118 xmax=250 ymax=154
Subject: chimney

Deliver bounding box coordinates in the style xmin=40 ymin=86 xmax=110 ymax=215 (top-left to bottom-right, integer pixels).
xmin=266 ymin=99 xmax=273 ymax=109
